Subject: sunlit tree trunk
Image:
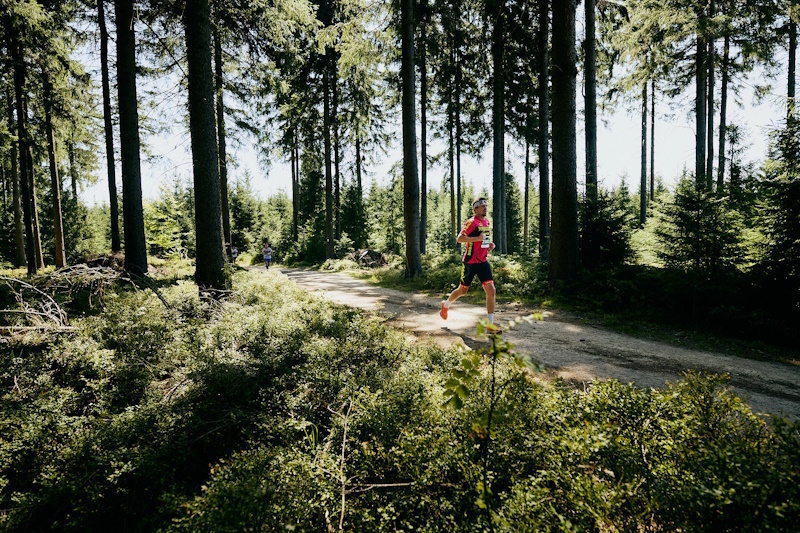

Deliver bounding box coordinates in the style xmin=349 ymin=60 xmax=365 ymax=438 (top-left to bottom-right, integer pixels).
xmin=549 ymin=0 xmax=579 ymax=281
xmin=43 ymin=75 xmax=66 ymax=268
xmin=185 ymin=0 xmax=225 ymax=289
xmin=324 ymin=51 xmax=334 ymax=258
xmin=6 ymin=89 xmax=26 ymax=267
xmin=98 ymin=0 xmax=120 ymax=251
xmin=420 ymin=8 xmax=428 ymax=254
xmin=401 ymin=0 xmax=422 ymax=276
xmin=115 ymin=0 xmax=148 ymax=274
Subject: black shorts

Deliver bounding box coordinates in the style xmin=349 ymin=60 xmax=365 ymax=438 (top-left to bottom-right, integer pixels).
xmin=460 ymin=261 xmax=493 ymax=288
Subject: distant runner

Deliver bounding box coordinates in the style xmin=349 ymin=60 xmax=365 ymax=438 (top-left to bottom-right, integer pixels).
xmin=440 ymin=197 xmax=497 ymax=324
xmin=263 ymin=243 xmax=273 ymax=269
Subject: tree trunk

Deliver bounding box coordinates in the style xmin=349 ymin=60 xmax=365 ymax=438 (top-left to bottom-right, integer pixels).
xmin=455 ymin=2 xmax=463 ymax=234
xmin=68 ymin=138 xmax=78 ymax=201
xmin=401 ymin=0 xmax=422 ymax=277
xmin=640 ymin=81 xmax=647 ymax=226
xmin=524 ymin=139 xmax=530 ymax=254
xmin=323 ymin=51 xmax=334 ymax=258
xmin=26 ymin=144 xmax=44 ymax=269
xmin=717 ymin=33 xmax=729 ymax=190
xmin=650 ymin=79 xmax=655 ymax=201
xmin=448 ymin=102 xmax=456 ymax=247
xmin=492 ymin=0 xmax=506 ymax=253
xmin=695 ymin=32 xmax=706 ymax=186
xmin=185 ymin=0 xmax=225 ymax=289
xmin=333 ymin=60 xmax=341 ymax=241
xmin=98 ymin=0 xmax=120 ymax=251
xmin=10 ymin=31 xmax=36 ymax=274
xmin=43 ymin=75 xmax=66 ymax=268
xmin=789 ymin=19 xmax=796 ymax=119
xmin=538 ymin=0 xmax=550 ymax=258
xmin=115 ymin=0 xmax=148 ymax=274
xmin=584 ymin=0 xmax=597 ymax=202
xmin=706 ymin=1 xmax=715 ymax=191
xmin=6 ymin=88 xmax=26 ymax=267
xmin=420 ymin=15 xmax=428 ymax=254
xmin=214 ymin=24 xmax=232 ymax=258
xmin=549 ymin=0 xmax=579 ymax=282
xmin=292 ymin=129 xmax=298 ymax=241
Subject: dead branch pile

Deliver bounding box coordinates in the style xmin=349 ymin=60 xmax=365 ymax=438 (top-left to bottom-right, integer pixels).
xmin=0 ymin=276 xmax=71 ymax=336
xmin=347 ymin=249 xmax=387 ymax=268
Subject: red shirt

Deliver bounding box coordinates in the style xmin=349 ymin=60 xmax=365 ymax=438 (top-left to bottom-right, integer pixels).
xmin=461 ymin=216 xmax=491 ymax=264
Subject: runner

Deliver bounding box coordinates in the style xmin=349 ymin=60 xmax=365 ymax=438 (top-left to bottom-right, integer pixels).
xmin=440 ymin=197 xmax=497 ymax=325
xmin=231 ymin=244 xmax=239 ymax=263
xmin=263 ymin=243 xmax=273 ymax=269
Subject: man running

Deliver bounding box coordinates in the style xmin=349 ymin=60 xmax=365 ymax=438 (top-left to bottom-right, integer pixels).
xmin=440 ymin=197 xmax=497 ymax=324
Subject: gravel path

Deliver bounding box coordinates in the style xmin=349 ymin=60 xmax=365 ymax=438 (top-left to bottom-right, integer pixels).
xmin=274 ymin=267 xmax=800 ymax=419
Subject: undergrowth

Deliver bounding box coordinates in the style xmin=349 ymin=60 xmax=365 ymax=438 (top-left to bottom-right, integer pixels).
xmin=0 ymin=269 xmax=798 ymax=531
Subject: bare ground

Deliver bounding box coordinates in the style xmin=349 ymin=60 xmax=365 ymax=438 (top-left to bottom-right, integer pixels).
xmin=272 ymin=267 xmax=800 ymax=420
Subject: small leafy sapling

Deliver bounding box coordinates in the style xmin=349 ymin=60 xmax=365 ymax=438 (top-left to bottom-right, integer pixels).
xmin=442 ymin=314 xmax=544 ymax=527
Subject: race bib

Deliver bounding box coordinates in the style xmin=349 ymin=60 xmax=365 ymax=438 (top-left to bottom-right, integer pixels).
xmin=481 ymin=230 xmax=491 ymax=249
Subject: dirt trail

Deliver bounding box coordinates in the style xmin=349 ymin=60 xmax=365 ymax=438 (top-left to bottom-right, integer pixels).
xmin=274 ymin=267 xmax=800 ymax=419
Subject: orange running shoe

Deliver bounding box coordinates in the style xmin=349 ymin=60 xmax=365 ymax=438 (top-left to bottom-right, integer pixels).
xmin=440 ymin=301 xmax=448 ymax=320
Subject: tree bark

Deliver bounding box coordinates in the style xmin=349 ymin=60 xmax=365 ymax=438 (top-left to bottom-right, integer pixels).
xmin=98 ymin=0 xmax=120 ymax=252
xmin=333 ymin=60 xmax=341 ymax=241
xmin=10 ymin=30 xmax=36 ymax=274
xmin=584 ymin=0 xmax=597 ymax=202
xmin=717 ymin=33 xmax=729 ymax=190
xmin=401 ymin=0 xmax=422 ymax=276
xmin=185 ymin=0 xmax=226 ymax=289
xmin=538 ymin=0 xmax=550 ymax=258
xmin=214 ymin=24 xmax=232 ymax=258
xmin=492 ymin=0 xmax=506 ymax=253
xmin=43 ymin=75 xmax=67 ymax=268
xmin=695 ymin=32 xmax=707 ymax=186
xmin=115 ymin=0 xmax=148 ymax=274
xmin=6 ymin=88 xmax=26 ymax=267
xmin=420 ymin=13 xmax=427 ymax=254
xmin=640 ymin=81 xmax=647 ymax=226
xmin=68 ymin=138 xmax=78 ymax=201
xmin=549 ymin=0 xmax=579 ymax=282
xmin=323 ymin=52 xmax=334 ymax=258
xmin=292 ymin=129 xmax=298 ymax=241
xmin=448 ymin=100 xmax=456 ymax=247
xmin=650 ymin=79 xmax=655 ymax=201
xmin=524 ymin=139 xmax=530 ymax=254
xmin=789 ymin=19 xmax=796 ymax=120
xmin=25 ymin=143 xmax=44 ymax=269
xmin=317 ymin=55 xmax=333 ymax=255
xmin=706 ymin=0 xmax=715 ymax=191
xmin=455 ymin=2 xmax=463 ymax=234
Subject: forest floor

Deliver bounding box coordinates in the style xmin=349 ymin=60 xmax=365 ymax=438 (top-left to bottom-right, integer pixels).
xmin=265 ymin=266 xmax=800 ymax=420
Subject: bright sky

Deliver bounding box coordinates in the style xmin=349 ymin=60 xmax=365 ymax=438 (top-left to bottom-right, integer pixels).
xmin=81 ymin=31 xmax=792 ymax=207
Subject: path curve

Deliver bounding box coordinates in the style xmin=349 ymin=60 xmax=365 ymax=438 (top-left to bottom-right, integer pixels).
xmin=274 ymin=267 xmax=800 ymax=419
